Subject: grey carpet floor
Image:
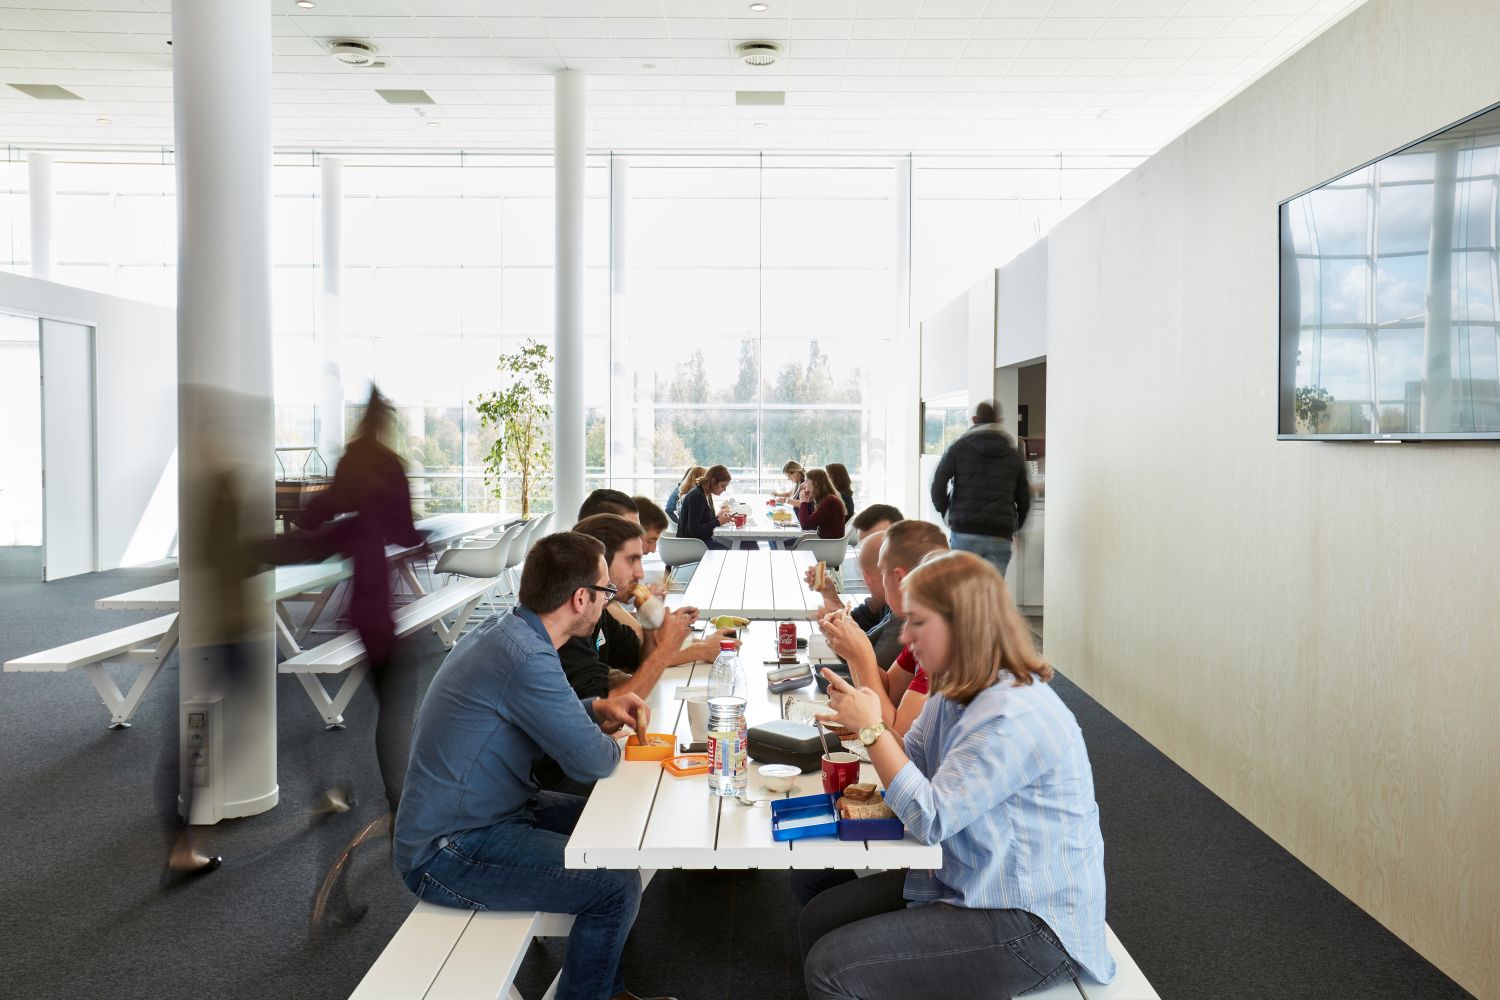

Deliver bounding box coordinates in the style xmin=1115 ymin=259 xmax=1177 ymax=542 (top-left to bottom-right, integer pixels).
xmin=0 ymin=547 xmax=1475 ymax=1000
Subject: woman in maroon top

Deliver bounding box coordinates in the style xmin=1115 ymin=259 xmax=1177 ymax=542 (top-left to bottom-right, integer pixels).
xmin=796 ymin=468 xmax=848 ymax=539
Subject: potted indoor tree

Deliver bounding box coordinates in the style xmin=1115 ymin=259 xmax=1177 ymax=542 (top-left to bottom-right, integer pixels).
xmin=473 ymin=339 xmax=553 ymax=517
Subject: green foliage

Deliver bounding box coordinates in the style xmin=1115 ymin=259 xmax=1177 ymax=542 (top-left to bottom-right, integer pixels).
xmin=1294 ymin=383 xmax=1333 ymax=433
xmin=472 ymin=339 xmax=553 ymax=516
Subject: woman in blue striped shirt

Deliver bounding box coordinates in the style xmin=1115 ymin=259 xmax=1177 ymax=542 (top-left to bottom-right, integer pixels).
xmin=804 ymin=549 xmax=1115 ymax=999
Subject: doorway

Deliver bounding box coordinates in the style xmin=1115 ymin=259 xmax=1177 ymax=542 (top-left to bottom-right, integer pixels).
xmin=0 ymin=312 xmax=42 ymax=548
xmin=39 ymin=317 xmax=98 ymax=580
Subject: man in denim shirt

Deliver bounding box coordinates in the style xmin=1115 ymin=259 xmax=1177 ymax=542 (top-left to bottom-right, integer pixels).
xmin=394 ymin=531 xmax=676 ymax=1000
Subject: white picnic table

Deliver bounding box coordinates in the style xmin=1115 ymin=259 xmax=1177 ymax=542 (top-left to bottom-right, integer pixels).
xmin=565 ymin=621 xmax=941 ymax=872
xmin=676 ymin=549 xmax=828 ymax=621
xmin=93 ymin=512 xmax=513 ymax=659
xmin=712 ymin=492 xmax=809 ymax=544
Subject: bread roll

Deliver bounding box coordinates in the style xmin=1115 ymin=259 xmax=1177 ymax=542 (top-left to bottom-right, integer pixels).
xmin=836 ymin=797 xmax=896 ymax=821
xmin=842 ymin=782 xmax=876 ymax=802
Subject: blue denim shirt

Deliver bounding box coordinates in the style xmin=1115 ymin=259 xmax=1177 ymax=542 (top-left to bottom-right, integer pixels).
xmin=663 ymin=486 xmax=680 ymax=522
xmin=883 ymin=677 xmax=1116 ymax=983
xmin=393 ymin=607 xmax=621 ymax=873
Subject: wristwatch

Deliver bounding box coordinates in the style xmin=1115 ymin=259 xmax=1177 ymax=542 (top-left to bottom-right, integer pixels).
xmin=858 ymin=721 xmax=889 ymax=747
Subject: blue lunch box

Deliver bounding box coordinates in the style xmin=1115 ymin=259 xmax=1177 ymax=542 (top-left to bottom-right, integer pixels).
xmin=769 ymin=792 xmax=906 ymax=842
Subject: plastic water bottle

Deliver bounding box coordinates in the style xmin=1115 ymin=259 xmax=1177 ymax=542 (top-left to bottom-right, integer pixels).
xmin=707 ymin=639 xmax=747 ymax=797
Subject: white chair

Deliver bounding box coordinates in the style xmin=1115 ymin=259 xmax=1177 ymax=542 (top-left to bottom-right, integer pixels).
xmin=658 ymin=537 xmax=707 ymax=568
xmin=791 ymin=535 xmax=848 ymax=569
xmin=432 ymin=520 xmax=525 ymax=619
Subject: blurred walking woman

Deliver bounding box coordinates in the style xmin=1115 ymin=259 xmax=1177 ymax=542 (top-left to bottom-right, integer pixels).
xmin=803 ymin=550 xmax=1115 ymax=999
xmin=675 ymin=464 xmax=733 ymax=549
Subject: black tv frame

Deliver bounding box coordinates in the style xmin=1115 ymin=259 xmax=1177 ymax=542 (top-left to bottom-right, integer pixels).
xmin=1277 ymin=97 xmax=1500 ymax=442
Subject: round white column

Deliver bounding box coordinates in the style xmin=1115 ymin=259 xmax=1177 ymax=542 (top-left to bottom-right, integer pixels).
xmin=27 ymin=153 xmax=53 ymax=281
xmin=554 ymin=69 xmax=586 ymax=525
xmin=172 ymin=0 xmax=278 ymax=821
xmin=318 ymin=156 xmax=345 ymax=468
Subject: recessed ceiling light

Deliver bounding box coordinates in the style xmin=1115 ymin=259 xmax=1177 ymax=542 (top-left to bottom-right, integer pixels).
xmin=753 ymin=121 xmax=767 ymax=128
xmin=749 ymin=2 xmax=769 ymax=10
xmin=426 ymin=120 xmax=442 ymax=128
xmin=296 ymin=1 xmax=315 ymax=8
xmin=97 ymin=117 xmax=112 ymax=124
xmin=641 ymin=63 xmax=656 ymax=69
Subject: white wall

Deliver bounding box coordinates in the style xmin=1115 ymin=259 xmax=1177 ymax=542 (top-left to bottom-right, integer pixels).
xmin=997 ymin=240 xmax=1047 ymax=368
xmin=0 ymin=271 xmax=176 ymax=570
xmin=1043 ymin=1 xmax=1500 ymax=997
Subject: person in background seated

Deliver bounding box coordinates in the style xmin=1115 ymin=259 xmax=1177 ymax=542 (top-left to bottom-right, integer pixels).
xmin=394 ymin=531 xmax=678 ymax=1000
xmin=663 ymin=465 xmax=703 ymax=525
xmin=795 ymin=468 xmax=848 ymax=540
xmin=806 ymin=530 xmax=903 ymax=669
xmin=826 ymin=462 xmax=855 ymax=519
xmin=802 ymin=551 xmax=1114 ymax=1000
xmin=772 ymin=460 xmax=806 ymax=500
xmin=820 ymin=519 xmax=947 ymax=740
xmin=631 ymin=496 xmax=668 ymax=556
xmin=851 ymin=503 xmax=903 ymax=542
xmin=579 ymin=488 xmax=638 ymax=521
xmin=675 ymin=465 xmax=733 ymax=550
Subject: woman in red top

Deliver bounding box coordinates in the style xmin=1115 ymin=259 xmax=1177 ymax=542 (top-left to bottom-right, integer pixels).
xmin=796 ymin=468 xmax=848 ymax=539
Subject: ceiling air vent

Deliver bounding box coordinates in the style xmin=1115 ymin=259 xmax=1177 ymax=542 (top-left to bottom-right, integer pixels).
xmin=736 ymin=91 xmax=785 ymax=106
xmin=327 ymin=39 xmax=381 ymax=67
xmin=377 ymin=89 xmax=434 ymax=105
xmin=8 ymin=84 xmax=83 ymax=100
xmin=734 ymin=41 xmax=782 ymax=67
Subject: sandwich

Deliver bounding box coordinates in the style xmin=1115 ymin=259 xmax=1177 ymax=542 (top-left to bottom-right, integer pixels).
xmin=841 ymin=783 xmax=877 ymax=802
xmin=630 ymin=583 xmax=653 ymax=607
xmin=836 ymin=796 xmax=896 ymax=821
xmin=812 ymin=561 xmax=827 ymax=591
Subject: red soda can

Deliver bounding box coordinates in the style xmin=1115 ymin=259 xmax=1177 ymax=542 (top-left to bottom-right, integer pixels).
xmin=777 ymin=622 xmax=797 ymax=658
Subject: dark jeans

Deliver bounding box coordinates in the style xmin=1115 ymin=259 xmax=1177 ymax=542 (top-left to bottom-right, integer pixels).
xmin=800 ymin=870 xmax=1075 ymax=1000
xmin=402 ymin=792 xmax=642 ymax=1000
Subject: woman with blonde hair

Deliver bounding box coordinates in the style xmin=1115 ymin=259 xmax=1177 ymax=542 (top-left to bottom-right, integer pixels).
xmin=802 ymin=550 xmax=1114 ymax=999
xmin=772 ymin=460 xmax=806 ymax=500
xmin=794 ymin=468 xmax=847 ymax=540
xmin=663 ymin=465 xmax=705 ymax=524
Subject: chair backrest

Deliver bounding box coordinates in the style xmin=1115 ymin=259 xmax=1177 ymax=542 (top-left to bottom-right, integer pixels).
xmin=433 ymin=535 xmax=507 ymax=578
xmin=494 ymin=520 xmax=529 ymax=571
xmin=657 ymin=537 xmax=708 ymax=568
xmin=792 ymin=536 xmax=847 ymax=568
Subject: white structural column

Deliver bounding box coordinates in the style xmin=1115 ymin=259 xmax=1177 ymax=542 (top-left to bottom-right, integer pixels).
xmin=27 ymin=153 xmax=53 ymax=281
xmin=318 ymin=156 xmax=345 ymax=467
xmin=891 ymin=156 xmax=919 ymax=514
xmin=172 ymin=0 xmax=278 ymax=822
xmin=554 ymin=69 xmax=586 ymax=524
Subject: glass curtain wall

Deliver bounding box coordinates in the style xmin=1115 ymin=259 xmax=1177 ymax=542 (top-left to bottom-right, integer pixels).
xmin=0 ymin=149 xmax=1140 ymax=518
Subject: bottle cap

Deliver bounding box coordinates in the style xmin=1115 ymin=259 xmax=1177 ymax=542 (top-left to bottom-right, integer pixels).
xmin=720 ymin=639 xmax=737 ymax=650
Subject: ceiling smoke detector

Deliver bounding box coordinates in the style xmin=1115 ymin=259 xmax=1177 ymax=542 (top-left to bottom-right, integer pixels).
xmin=734 ymin=41 xmax=782 ymax=67
xmin=327 ymin=39 xmax=380 ymax=67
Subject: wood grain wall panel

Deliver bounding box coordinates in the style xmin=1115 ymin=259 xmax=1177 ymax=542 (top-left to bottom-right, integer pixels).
xmin=1041 ymin=1 xmax=1500 ymax=996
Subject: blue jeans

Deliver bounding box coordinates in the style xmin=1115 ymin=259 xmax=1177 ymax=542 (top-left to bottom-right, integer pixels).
xmin=949 ymin=531 xmax=1013 ymax=579
xmin=401 ymin=792 xmax=642 ymax=1000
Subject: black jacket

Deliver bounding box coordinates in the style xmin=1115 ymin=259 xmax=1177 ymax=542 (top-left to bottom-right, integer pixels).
xmin=675 ymin=484 xmax=720 ymax=545
xmin=931 ymin=423 xmax=1030 ymax=539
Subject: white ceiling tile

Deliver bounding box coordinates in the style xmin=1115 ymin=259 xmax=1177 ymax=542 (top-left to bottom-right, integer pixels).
xmin=1152 ymin=14 xmax=1230 ymax=35
xmin=1219 ymin=13 xmax=1295 ymax=35
xmin=391 ymin=56 xmax=457 ymax=74
xmin=956 ymin=56 xmax=1015 ymax=73
xmin=500 ymin=37 xmax=565 ymax=57
xmin=420 ymin=17 xmax=490 ymax=37
xmin=612 ymin=38 xmax=676 ymax=56
xmin=900 ymin=56 xmax=956 ymax=73
xmin=842 ymin=56 xmax=901 ymax=73
xmin=1011 ymin=56 xmax=1070 ymax=73
xmin=792 ymin=38 xmax=852 ymax=56
xmin=1174 ymin=0 xmax=1247 ymax=14
xmin=355 ymin=17 xmax=432 ymax=37
xmin=604 ymin=16 xmax=671 ymax=37
xmin=542 ymin=16 xmax=610 ymax=37
xmin=921 ymin=0 xmax=988 ymax=16
xmin=1066 ymin=56 xmax=1127 ymax=72
xmin=905 ymin=37 xmax=968 ymax=55
xmin=1192 ymin=35 xmax=1262 ymax=56
xmin=286 ymin=14 xmax=364 ymax=37
xmin=338 ymin=0 xmax=422 ymax=13
xmin=847 ymin=38 xmax=906 ymax=56
xmin=670 ymin=39 xmax=730 ymax=57
xmin=1116 ymin=55 xmax=1184 ymax=73
xmin=857 ymin=0 xmax=925 ymax=14
xmin=35 ymin=10 xmax=117 ymax=32
xmin=1179 ymin=54 xmax=1243 ymax=73
xmin=12 ymin=30 xmax=93 ymax=52
xmin=1048 ymin=0 xmax=1120 ymax=14
xmin=791 ymin=0 xmax=860 ymax=13
xmin=971 ymin=17 xmax=1041 ymax=38
xmin=1031 ymin=16 xmax=1104 ymax=36
xmin=664 ymin=17 xmax=728 ymax=38
xmin=790 ymin=18 xmax=855 ymax=37
xmin=851 ymin=17 xmax=916 ymax=37
xmin=1074 ymin=36 xmax=1143 ymax=55
xmin=964 ymin=37 xmax=1026 ymax=56
xmin=910 ymin=17 xmax=978 ymax=37
xmin=1132 ymin=36 xmax=1203 ymax=55
xmin=379 ymin=37 xmax=445 ymax=56
xmin=980 ymin=0 xmax=1055 ymax=15
xmin=450 ymin=56 xmax=516 ymax=74
xmin=480 ymin=17 xmax=550 ymax=37
xmin=1021 ymin=37 xmax=1085 ymax=56
xmin=439 ymin=37 xmax=502 ymax=56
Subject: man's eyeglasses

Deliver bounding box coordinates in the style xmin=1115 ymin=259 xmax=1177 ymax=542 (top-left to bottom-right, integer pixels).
xmin=583 ymin=584 xmax=618 ymax=601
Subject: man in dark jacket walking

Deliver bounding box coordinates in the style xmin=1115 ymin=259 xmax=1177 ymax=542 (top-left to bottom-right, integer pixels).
xmin=930 ymin=399 xmax=1031 ymax=577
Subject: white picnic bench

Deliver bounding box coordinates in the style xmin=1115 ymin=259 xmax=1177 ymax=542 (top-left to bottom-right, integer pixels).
xmin=3 ymin=613 xmax=179 ymax=729
xmin=281 ymin=575 xmax=498 ymax=729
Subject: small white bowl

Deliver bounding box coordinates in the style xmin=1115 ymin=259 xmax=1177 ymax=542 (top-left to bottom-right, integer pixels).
xmin=758 ymin=763 xmax=800 ymax=792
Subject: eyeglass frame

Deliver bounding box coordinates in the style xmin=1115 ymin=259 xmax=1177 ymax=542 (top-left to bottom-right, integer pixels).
xmin=582 ymin=583 xmax=619 ymax=601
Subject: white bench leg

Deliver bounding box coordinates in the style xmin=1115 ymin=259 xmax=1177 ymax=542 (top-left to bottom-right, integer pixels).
xmin=81 ymin=617 xmax=180 ymax=729
xmin=433 ymin=592 xmax=488 ymax=648
xmin=291 ymin=661 xmax=370 ymax=729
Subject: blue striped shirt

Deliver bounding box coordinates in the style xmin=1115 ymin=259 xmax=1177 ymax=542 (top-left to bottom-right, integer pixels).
xmin=883 ymin=676 xmax=1116 ymax=983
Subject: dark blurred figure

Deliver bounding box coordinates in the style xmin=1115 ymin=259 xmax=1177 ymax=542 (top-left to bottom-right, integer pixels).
xmin=258 ymin=386 xmax=425 ymax=814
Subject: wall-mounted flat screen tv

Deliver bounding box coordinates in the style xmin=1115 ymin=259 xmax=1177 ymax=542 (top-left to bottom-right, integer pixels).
xmin=1279 ymin=101 xmax=1500 ymax=440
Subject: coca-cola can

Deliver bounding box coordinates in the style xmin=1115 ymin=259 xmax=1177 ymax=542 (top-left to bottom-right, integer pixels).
xmin=777 ymin=622 xmax=797 ymax=658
